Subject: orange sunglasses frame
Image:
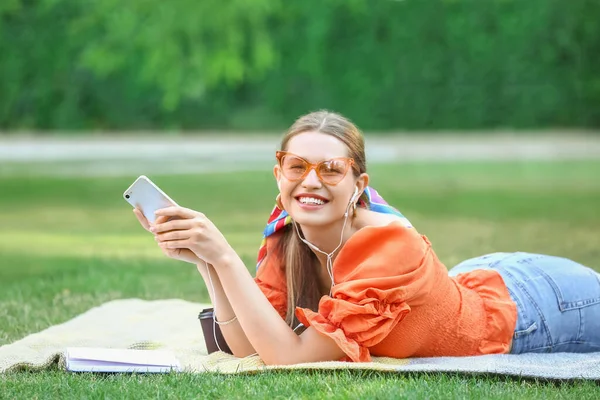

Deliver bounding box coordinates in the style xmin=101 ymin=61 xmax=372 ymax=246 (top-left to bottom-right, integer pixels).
xmin=276 ymin=151 xmax=356 ymax=186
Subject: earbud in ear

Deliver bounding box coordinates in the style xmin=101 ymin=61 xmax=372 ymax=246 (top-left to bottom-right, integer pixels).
xmin=277 ymin=181 xmax=281 ymax=191
xmin=345 ymin=188 xmax=360 ymax=218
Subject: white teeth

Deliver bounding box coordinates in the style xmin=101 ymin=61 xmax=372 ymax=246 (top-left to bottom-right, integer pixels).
xmin=298 ymin=197 xmax=325 ymax=205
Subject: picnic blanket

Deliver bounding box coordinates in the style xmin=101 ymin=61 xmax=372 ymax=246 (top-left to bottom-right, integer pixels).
xmin=1 ymin=298 xmax=599 ymax=380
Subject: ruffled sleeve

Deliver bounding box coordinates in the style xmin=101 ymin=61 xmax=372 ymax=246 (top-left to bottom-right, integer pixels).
xmin=296 ymin=222 xmax=440 ymax=362
xmin=254 ymin=232 xmax=288 ymax=320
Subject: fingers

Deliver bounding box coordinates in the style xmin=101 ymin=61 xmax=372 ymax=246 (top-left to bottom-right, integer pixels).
xmin=157 ymin=239 xmax=189 ymax=250
xmin=155 ymin=229 xmax=190 ymax=242
xmin=133 ymin=208 xmax=151 ymax=231
xmin=154 ymin=215 xmax=171 ymax=225
xmin=154 ymin=206 xmax=199 ymax=219
xmin=151 ymin=219 xmax=192 ymax=234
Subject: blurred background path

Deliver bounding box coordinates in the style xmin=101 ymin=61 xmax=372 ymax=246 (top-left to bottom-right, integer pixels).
xmin=1 ymin=133 xmax=599 ymax=177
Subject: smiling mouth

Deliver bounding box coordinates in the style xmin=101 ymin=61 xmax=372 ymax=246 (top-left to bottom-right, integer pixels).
xmin=296 ymin=196 xmax=328 ymax=206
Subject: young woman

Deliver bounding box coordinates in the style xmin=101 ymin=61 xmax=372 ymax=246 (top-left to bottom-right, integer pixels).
xmin=134 ymin=111 xmax=600 ymax=365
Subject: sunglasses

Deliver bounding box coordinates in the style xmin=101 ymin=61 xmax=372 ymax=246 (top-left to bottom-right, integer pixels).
xmin=276 ymin=151 xmax=355 ymax=185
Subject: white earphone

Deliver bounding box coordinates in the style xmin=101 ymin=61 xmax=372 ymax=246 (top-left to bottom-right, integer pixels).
xmin=344 ymin=187 xmax=359 ymax=218
xmin=295 ymin=186 xmax=361 ymax=291
xmin=350 ymin=187 xmax=359 ymax=203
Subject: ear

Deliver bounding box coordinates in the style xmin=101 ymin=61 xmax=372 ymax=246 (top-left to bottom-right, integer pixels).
xmin=273 ymin=164 xmax=282 ymax=190
xmin=354 ymin=173 xmax=369 ymax=200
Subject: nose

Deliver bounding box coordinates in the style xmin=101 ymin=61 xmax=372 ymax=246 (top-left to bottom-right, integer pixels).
xmin=301 ymin=168 xmax=322 ymax=188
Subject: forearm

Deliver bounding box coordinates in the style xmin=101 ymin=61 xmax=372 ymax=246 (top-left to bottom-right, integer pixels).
xmin=196 ymin=262 xmax=256 ymax=357
xmin=212 ymin=254 xmax=303 ymax=365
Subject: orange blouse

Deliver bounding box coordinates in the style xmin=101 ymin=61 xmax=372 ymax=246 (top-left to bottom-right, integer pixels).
xmin=254 ymin=222 xmax=517 ymax=362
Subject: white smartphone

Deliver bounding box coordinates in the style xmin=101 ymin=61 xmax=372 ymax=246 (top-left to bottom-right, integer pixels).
xmin=123 ymin=175 xmax=179 ymax=224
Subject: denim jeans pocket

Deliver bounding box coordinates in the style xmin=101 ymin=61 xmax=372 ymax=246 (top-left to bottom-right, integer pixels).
xmin=499 ymin=254 xmax=600 ymax=353
xmin=514 ymin=321 xmax=537 ymax=338
xmin=532 ymin=261 xmax=600 ymax=312
xmin=505 ymin=285 xmax=538 ymax=339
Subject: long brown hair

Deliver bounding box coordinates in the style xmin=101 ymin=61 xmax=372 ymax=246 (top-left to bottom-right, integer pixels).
xmin=277 ymin=110 xmax=368 ymax=326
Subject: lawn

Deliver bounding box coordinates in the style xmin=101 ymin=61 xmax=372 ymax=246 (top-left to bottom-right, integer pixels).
xmin=1 ymin=160 xmax=599 ymax=399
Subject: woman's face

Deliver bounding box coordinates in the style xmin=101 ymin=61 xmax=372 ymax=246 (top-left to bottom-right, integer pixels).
xmin=274 ymin=131 xmax=364 ymax=227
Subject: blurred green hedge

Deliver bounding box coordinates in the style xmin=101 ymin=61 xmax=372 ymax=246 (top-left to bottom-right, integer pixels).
xmin=1 ymin=0 xmax=599 ymax=131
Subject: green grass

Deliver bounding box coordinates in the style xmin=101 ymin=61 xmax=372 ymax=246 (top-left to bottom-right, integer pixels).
xmin=1 ymin=160 xmax=600 ymax=398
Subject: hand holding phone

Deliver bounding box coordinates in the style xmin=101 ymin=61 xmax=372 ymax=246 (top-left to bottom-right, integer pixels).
xmin=124 ymin=175 xmax=232 ymax=268
xmin=124 ymin=175 xmax=201 ymax=265
xmin=123 ymin=175 xmax=178 ymax=224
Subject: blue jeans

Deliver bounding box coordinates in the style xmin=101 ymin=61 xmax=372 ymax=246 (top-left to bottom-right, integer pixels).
xmin=449 ymin=252 xmax=600 ymax=354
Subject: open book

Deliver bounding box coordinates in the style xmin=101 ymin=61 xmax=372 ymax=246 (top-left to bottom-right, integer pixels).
xmin=65 ymin=347 xmax=181 ymax=373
